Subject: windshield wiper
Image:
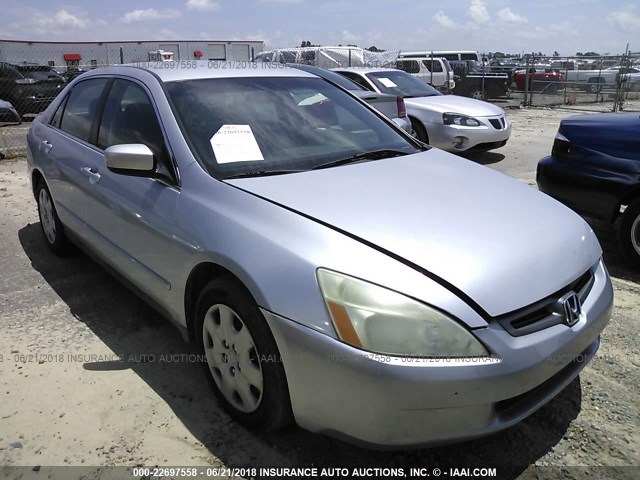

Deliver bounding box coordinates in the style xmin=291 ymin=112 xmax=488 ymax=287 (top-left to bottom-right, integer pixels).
xmin=223 ymin=169 xmax=305 ymax=180
xmin=309 ymin=149 xmax=412 ymax=171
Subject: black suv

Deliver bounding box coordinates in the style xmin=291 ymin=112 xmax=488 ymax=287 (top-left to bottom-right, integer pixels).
xmin=0 ymin=63 xmax=66 ymax=118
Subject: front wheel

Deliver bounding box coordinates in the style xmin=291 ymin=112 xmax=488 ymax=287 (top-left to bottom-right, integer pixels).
xmin=36 ymin=180 xmax=71 ymax=255
xmin=410 ymin=118 xmax=429 ymax=144
xmin=195 ymin=277 xmax=293 ymax=432
xmin=469 ymin=89 xmax=485 ymax=100
xmin=618 ymin=200 xmax=640 ymax=267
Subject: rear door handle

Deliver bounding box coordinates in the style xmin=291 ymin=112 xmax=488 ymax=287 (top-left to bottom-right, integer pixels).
xmin=41 ymin=140 xmax=53 ymax=154
xmin=81 ymin=167 xmax=101 ymax=185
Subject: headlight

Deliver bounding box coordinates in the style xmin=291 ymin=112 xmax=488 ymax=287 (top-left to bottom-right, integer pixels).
xmin=317 ymin=269 xmax=488 ymax=358
xmin=443 ymin=113 xmax=481 ymax=127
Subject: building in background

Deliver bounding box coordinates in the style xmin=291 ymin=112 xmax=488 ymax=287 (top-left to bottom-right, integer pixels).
xmin=0 ymin=39 xmax=264 ymax=70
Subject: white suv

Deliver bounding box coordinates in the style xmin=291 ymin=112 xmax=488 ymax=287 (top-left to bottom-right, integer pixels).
xmin=396 ymin=57 xmax=455 ymax=91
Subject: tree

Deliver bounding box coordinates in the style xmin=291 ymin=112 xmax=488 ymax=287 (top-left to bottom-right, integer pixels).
xmin=553 ymin=51 xmax=560 ymax=57
xmin=493 ymin=51 xmax=506 ymax=58
xmin=367 ymin=46 xmax=385 ymax=52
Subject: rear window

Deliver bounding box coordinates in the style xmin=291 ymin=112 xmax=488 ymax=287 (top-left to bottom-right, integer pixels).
xmin=461 ymin=53 xmax=480 ymax=61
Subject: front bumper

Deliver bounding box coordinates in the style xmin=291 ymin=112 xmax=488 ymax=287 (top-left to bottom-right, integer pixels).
xmin=264 ymin=260 xmax=613 ymax=448
xmin=426 ymin=116 xmax=512 ymax=152
xmin=537 ymin=155 xmax=631 ymax=223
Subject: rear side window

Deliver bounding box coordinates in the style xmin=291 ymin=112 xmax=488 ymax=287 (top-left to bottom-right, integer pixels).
xmin=461 ymin=53 xmax=479 ymax=61
xmin=422 ymin=60 xmax=443 ymax=73
xmin=441 ymin=54 xmax=458 ymax=62
xmin=59 ymin=78 xmax=109 ymax=142
xmin=50 ymin=96 xmax=68 ymax=129
xmin=396 ymin=61 xmax=420 ymax=74
xmin=339 ymin=72 xmax=373 ymax=91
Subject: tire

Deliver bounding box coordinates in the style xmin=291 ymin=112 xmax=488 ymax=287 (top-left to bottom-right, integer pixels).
xmin=195 ymin=276 xmax=293 ymax=432
xmin=36 ymin=180 xmax=71 ymax=255
xmin=410 ymin=118 xmax=429 ymax=144
xmin=586 ymin=80 xmax=602 ymax=94
xmin=618 ymin=200 xmax=640 ymax=267
xmin=469 ymin=89 xmax=485 ymax=100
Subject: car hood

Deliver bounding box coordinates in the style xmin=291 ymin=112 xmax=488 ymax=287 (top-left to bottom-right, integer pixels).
xmin=560 ymin=113 xmax=640 ymax=162
xmin=405 ymin=95 xmax=504 ymax=117
xmin=227 ymin=150 xmax=601 ymax=318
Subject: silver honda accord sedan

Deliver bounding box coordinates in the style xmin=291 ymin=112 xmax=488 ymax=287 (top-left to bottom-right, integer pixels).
xmin=27 ymin=62 xmax=613 ymax=448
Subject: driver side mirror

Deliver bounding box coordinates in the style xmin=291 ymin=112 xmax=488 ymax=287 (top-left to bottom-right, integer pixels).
xmin=105 ymin=144 xmax=155 ymax=173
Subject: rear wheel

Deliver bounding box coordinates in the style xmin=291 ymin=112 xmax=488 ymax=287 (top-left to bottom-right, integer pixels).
xmin=618 ymin=200 xmax=640 ymax=267
xmin=586 ymin=79 xmax=602 ymax=94
xmin=195 ymin=277 xmax=293 ymax=432
xmin=36 ymin=180 xmax=71 ymax=255
xmin=469 ymin=89 xmax=485 ymax=100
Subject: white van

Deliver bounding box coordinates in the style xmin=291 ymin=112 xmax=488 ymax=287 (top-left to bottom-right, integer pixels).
xmin=395 ymin=57 xmax=455 ymax=91
xmin=399 ymin=50 xmax=482 ymax=63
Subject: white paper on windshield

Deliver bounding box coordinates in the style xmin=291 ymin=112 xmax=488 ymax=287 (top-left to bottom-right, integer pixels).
xmin=210 ymin=125 xmax=264 ymax=164
xmin=378 ymin=78 xmax=397 ymax=88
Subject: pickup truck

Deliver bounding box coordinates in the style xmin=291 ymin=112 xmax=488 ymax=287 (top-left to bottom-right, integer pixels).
xmin=513 ymin=69 xmax=564 ymax=93
xmin=395 ymin=56 xmax=455 ymax=91
xmin=562 ymin=68 xmax=619 ymax=93
xmin=449 ymin=60 xmax=510 ymax=99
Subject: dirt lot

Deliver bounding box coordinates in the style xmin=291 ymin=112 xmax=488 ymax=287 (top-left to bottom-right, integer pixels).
xmin=0 ymin=107 xmax=638 ymax=479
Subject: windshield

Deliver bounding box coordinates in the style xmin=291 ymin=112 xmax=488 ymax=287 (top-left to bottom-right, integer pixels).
xmin=365 ymin=71 xmax=441 ymax=98
xmin=17 ymin=67 xmax=63 ymax=81
xmin=166 ymin=76 xmax=419 ymax=179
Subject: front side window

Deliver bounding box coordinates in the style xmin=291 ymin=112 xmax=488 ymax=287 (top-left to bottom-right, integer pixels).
xmin=59 ymin=78 xmax=109 ymax=142
xmin=166 ymin=76 xmax=419 ymax=179
xmin=98 ymin=79 xmax=175 ymax=182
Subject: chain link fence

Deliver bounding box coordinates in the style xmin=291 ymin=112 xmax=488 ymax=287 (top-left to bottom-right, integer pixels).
xmin=490 ymin=52 xmax=640 ymax=112
xmin=2 ymin=41 xmax=639 ymax=159
xmin=0 ymin=39 xmax=263 ymax=158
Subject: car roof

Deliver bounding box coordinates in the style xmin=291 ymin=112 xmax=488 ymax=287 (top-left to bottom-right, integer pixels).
xmin=289 ymin=64 xmax=364 ymax=90
xmin=77 ymin=61 xmax=317 ymax=83
xmin=332 ymin=67 xmax=398 ymax=74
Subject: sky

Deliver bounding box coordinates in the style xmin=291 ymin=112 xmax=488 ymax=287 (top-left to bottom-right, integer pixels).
xmin=2 ymin=0 xmax=639 ymax=56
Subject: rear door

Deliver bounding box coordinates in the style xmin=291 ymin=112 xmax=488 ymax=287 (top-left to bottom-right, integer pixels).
xmin=36 ymin=77 xmax=111 ymax=237
xmin=418 ymin=59 xmax=446 ymax=87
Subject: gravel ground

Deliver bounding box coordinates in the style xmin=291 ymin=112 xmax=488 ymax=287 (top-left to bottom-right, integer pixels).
xmin=0 ymin=107 xmax=638 ymax=479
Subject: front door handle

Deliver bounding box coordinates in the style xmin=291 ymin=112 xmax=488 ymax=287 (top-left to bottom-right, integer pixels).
xmin=81 ymin=167 xmax=101 ymax=185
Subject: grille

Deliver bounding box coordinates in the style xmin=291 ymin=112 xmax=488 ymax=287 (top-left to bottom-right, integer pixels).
xmin=489 ymin=117 xmax=506 ymax=130
xmin=495 ymin=266 xmax=596 ymax=337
